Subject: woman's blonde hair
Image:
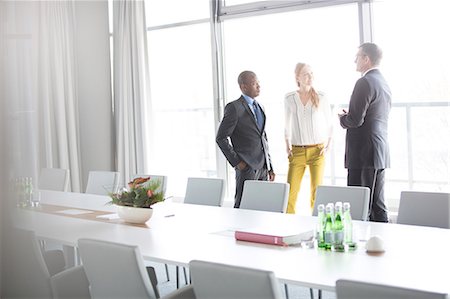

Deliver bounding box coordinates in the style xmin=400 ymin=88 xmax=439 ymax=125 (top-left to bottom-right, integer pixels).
xmin=295 ymin=62 xmax=319 ymax=108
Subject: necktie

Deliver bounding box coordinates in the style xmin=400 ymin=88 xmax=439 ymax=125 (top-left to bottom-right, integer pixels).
xmin=253 ymin=101 xmax=263 ymax=130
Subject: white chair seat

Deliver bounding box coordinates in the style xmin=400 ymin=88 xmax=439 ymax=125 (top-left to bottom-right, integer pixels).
xmin=50 ymin=265 xmax=91 ymax=299
xmin=163 ymin=285 xmax=196 ymax=299
xmin=336 ymin=279 xmax=448 ymax=299
xmin=85 ymin=170 xmax=120 ymax=195
xmin=189 ymin=260 xmax=283 ymax=299
xmin=39 ymin=168 xmax=69 ymax=191
xmin=183 ymin=177 xmax=225 ymax=207
xmin=397 ymin=191 xmax=450 ymax=228
xmin=313 ymin=185 xmax=370 ymax=221
xmin=3 ymin=229 xmax=89 ymax=298
xmin=78 ymin=238 xmax=159 ymax=299
xmin=240 ymin=180 xmax=290 ymax=213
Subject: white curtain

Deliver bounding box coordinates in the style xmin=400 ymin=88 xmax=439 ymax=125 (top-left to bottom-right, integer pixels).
xmin=113 ymin=0 xmax=151 ymax=185
xmin=2 ymin=1 xmax=40 ymax=183
xmin=2 ymin=1 xmax=82 ymax=192
xmin=38 ymin=1 xmax=82 ymax=192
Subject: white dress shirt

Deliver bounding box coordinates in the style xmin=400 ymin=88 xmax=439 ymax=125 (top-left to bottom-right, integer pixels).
xmin=284 ymin=91 xmax=333 ymax=146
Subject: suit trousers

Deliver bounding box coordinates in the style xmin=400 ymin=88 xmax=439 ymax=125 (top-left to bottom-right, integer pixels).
xmin=286 ymin=145 xmax=325 ymax=214
xmin=347 ymin=168 xmax=388 ymax=222
xmin=234 ymin=165 xmax=268 ymax=208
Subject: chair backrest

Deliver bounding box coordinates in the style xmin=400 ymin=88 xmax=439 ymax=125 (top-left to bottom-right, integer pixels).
xmin=240 ymin=180 xmax=289 ymax=213
xmin=184 ymin=177 xmax=225 ymax=207
xmin=397 ymin=191 xmax=450 ymax=228
xmin=313 ymin=185 xmax=370 ymax=221
xmin=189 ymin=260 xmax=283 ymax=299
xmin=131 ymin=174 xmax=168 ymax=194
xmin=39 ymin=167 xmax=69 ymax=191
xmin=85 ymin=170 xmax=120 ymax=195
xmin=336 ymin=279 xmax=448 ymax=299
xmin=78 ymin=238 xmax=157 ymax=299
xmin=50 ymin=265 xmax=91 ymax=299
xmin=3 ymin=229 xmax=53 ymax=298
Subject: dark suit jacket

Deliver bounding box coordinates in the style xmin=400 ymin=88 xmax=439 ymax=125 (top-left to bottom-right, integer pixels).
xmin=216 ymin=96 xmax=273 ymax=171
xmin=340 ymin=69 xmax=391 ymax=169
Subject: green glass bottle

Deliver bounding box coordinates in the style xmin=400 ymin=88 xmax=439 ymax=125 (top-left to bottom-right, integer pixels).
xmin=316 ymin=204 xmax=326 ymax=248
xmin=343 ymin=202 xmax=357 ymax=250
xmin=324 ymin=203 xmax=334 ymax=250
xmin=333 ymin=202 xmax=344 ymax=251
xmin=26 ymin=177 xmax=33 ymax=206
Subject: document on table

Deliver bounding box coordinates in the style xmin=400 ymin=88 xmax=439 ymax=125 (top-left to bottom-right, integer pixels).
xmin=96 ymin=213 xmax=120 ymax=220
xmin=212 ymin=227 xmax=246 ymax=238
xmin=56 ymin=209 xmax=94 ymax=215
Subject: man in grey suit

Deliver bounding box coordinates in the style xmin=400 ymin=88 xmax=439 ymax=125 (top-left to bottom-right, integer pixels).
xmin=216 ymin=71 xmax=275 ymax=208
xmin=339 ymin=43 xmax=391 ymax=222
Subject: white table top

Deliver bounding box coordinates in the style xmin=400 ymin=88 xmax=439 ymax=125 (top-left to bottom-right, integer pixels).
xmin=15 ymin=190 xmax=450 ymax=294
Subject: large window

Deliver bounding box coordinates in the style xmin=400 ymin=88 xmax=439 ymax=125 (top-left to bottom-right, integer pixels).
xmin=222 ymin=4 xmax=360 ymax=212
xmin=146 ymin=23 xmax=216 ymax=196
xmin=129 ymin=0 xmax=449 ymax=209
xmin=372 ymin=0 xmax=450 ymax=207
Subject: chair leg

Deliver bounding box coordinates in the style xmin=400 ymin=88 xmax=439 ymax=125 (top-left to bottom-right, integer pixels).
xmin=183 ymin=267 xmax=188 ymax=284
xmin=176 ymin=266 xmax=180 ymax=289
xmin=75 ymin=246 xmax=81 ymax=266
xmin=62 ymin=245 xmax=76 ymax=267
xmin=146 ymin=266 xmax=160 ymax=299
xmin=164 ymin=264 xmax=170 ymax=281
xmin=284 ymin=284 xmax=289 ymax=299
xmin=309 ymin=288 xmax=314 ymax=299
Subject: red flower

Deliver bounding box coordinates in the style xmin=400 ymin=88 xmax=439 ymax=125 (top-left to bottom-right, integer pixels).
xmin=128 ymin=177 xmax=150 ymax=189
xmin=147 ymin=189 xmax=154 ymax=198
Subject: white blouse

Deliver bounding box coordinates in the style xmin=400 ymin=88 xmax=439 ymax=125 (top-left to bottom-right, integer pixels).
xmin=284 ymin=90 xmax=333 ymax=146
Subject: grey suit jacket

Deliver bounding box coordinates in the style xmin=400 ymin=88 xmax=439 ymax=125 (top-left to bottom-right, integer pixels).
xmin=340 ymin=69 xmax=391 ymax=169
xmin=216 ymin=96 xmax=273 ymax=171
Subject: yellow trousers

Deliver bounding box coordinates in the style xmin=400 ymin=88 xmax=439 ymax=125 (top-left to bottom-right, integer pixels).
xmin=286 ymin=144 xmax=325 ymax=214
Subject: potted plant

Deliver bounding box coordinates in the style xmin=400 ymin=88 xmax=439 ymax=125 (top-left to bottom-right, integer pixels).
xmin=109 ymin=177 xmax=165 ymax=223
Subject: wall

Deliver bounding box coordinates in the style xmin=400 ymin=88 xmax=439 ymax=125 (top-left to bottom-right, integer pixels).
xmin=74 ymin=0 xmax=115 ymax=189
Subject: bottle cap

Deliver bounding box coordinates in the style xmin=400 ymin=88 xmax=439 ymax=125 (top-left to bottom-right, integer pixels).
xmin=343 ymin=202 xmax=350 ymax=209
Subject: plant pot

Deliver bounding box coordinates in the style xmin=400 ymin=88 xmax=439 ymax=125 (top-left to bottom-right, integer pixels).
xmin=116 ymin=205 xmax=153 ymax=224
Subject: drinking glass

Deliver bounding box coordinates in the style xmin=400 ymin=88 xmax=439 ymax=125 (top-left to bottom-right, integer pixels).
xmin=31 ymin=191 xmax=41 ymax=207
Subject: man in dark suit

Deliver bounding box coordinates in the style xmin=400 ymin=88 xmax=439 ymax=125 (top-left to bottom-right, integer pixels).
xmin=216 ymin=71 xmax=275 ymax=208
xmin=339 ymin=43 xmax=391 ymax=222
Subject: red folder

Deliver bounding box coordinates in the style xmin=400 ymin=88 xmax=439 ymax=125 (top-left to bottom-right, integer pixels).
xmin=235 ymin=228 xmax=313 ymax=246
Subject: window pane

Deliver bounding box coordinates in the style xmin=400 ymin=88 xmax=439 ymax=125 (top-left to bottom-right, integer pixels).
xmin=373 ymin=0 xmax=450 ymax=197
xmin=373 ymin=0 xmax=450 ymax=102
xmin=145 ymin=0 xmax=209 ymax=27
xmin=411 ymin=106 xmax=449 ymax=189
xmin=222 ymin=4 xmax=359 ymax=213
xmin=147 ymin=24 xmax=215 ymax=196
xmin=387 ymin=107 xmax=408 ymax=181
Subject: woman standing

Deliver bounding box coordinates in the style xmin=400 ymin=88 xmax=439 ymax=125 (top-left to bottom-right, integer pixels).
xmin=284 ymin=63 xmax=332 ymax=214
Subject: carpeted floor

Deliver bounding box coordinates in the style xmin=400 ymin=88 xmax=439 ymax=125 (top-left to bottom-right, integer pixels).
xmin=147 ymin=261 xmax=337 ymax=299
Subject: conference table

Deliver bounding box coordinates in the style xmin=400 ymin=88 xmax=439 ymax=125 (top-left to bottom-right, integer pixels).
xmin=14 ymin=190 xmax=450 ymax=295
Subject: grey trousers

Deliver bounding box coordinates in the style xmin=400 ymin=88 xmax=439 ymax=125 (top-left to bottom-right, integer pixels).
xmin=234 ymin=165 xmax=268 ymax=208
xmin=347 ymin=168 xmax=388 ymax=222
